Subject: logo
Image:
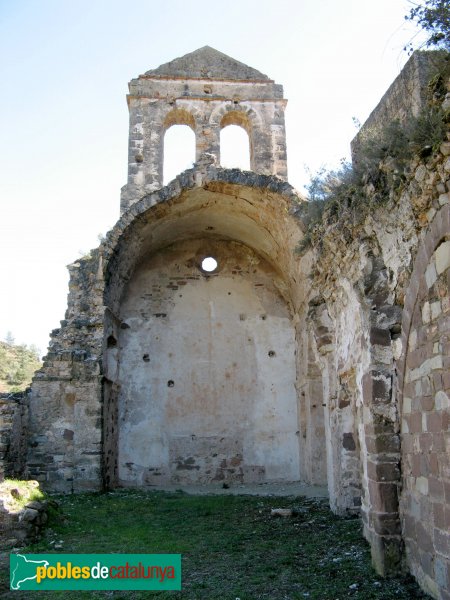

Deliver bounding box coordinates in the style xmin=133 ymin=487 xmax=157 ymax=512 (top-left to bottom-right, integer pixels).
xmin=10 ymin=554 xmax=181 ymax=591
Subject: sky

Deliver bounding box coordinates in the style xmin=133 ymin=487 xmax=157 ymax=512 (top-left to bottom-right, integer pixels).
xmin=0 ymin=0 xmax=425 ymax=355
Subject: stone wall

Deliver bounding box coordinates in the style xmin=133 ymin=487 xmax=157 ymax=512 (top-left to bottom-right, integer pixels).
xmin=120 ymin=47 xmax=288 ymax=212
xmin=12 ymin=47 xmax=450 ymax=600
xmin=117 ymin=238 xmax=299 ymax=486
xmin=398 ymin=206 xmax=450 ymax=598
xmin=0 ymin=392 xmax=29 ymax=481
xmin=351 ymin=50 xmax=447 ymax=162
xmin=27 ymin=250 xmax=104 ymax=492
xmin=304 ymin=121 xmax=450 ymax=593
xmin=27 ymin=166 xmax=313 ymax=494
xmin=0 ymin=492 xmax=50 ymax=550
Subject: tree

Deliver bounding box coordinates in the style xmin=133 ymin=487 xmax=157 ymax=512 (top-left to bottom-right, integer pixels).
xmin=5 ymin=331 xmax=15 ymax=345
xmin=405 ymin=0 xmax=450 ymax=51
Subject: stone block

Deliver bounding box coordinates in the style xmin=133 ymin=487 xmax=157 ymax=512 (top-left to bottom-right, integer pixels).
xmin=402 ymin=434 xmax=414 ymax=453
xmin=428 ymin=452 xmax=439 ymax=476
xmin=435 ymin=240 xmax=450 ymax=275
xmin=419 ymin=548 xmax=435 ymax=579
xmin=392 ymin=338 xmax=402 ymax=360
xmin=409 ymin=412 xmax=422 ymax=434
xmin=427 ymin=412 xmax=444 ymax=433
xmin=439 ymin=192 xmax=449 ymax=206
xmin=422 ymin=301 xmax=431 ymax=324
xmin=415 ymin=476 xmax=429 ymax=495
xmin=370 ymin=327 xmax=391 ymax=346
xmin=429 ymin=476 xmax=445 ymax=501
xmin=434 ymin=529 xmax=450 ymax=559
xmin=433 ymin=502 xmax=446 ymax=530
xmin=416 ymin=521 xmax=434 ymax=554
xmin=442 ymin=371 xmax=450 ymax=392
xmin=433 ymin=371 xmax=443 ymax=394
xmin=403 ymin=513 xmax=416 ymax=539
xmin=417 ymin=324 xmax=429 ymax=347
xmin=431 ymin=300 xmax=442 ymax=321
xmin=367 ymin=460 xmax=400 ymax=482
xmin=368 ymin=480 xmax=399 ymax=513
xmin=365 ymin=370 xmax=393 ymax=404
xmin=420 ymin=395 xmax=434 ymax=412
xmin=430 ymin=355 xmax=443 ymax=371
xmin=402 ymin=396 xmax=412 ymax=414
xmin=342 ymin=432 xmax=356 ymax=451
xmin=366 ymin=433 xmax=400 ymax=454
xmin=408 ymin=329 xmax=417 ymax=351
xmin=19 ymin=508 xmax=39 ymax=523
xmin=443 ymin=296 xmax=450 ymax=313
xmin=371 ymin=513 xmax=401 ymax=536
xmin=407 ymin=346 xmax=427 ymax=370
xmin=421 ymin=375 xmax=433 ymax=396
xmin=376 ymin=305 xmax=403 ymax=329
xmin=366 ymin=414 xmax=396 ymax=436
xmin=440 ymin=142 xmax=450 ymax=156
xmin=370 ymin=534 xmax=403 ymax=577
xmin=434 ymin=432 xmax=446 ymax=453
xmin=415 ymin=164 xmax=428 ymax=182
xmin=425 ymin=261 xmax=437 ymax=288
xmin=434 ymin=554 xmax=450 ymax=590
xmin=411 ymin=454 xmax=422 ymax=477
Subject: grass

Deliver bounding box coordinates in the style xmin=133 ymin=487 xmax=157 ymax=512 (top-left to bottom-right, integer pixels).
xmin=0 ymin=479 xmax=45 ymax=512
xmin=0 ymin=490 xmax=429 ymax=599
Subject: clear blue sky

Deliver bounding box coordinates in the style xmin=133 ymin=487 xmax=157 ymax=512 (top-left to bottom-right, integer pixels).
xmin=0 ymin=0 xmax=423 ymax=354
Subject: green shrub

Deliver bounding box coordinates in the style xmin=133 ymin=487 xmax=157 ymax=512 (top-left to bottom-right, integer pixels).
xmin=297 ymin=65 xmax=448 ymax=256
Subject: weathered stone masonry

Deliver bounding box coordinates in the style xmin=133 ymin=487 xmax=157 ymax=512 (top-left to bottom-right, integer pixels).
xmin=399 ymin=206 xmax=450 ymax=598
xmin=2 ymin=46 xmax=449 ymax=598
xmin=0 ymin=392 xmax=28 ymax=480
xmin=120 ymin=46 xmax=288 ymax=212
xmin=304 ymin=79 xmax=450 ymax=596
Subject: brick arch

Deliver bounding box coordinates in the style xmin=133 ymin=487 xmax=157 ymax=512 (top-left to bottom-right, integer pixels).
xmin=397 ymin=203 xmax=450 ymax=599
xmin=220 ymin=110 xmax=253 ymax=136
xmin=210 ymin=104 xmax=264 ymax=173
xmin=102 ymin=170 xmax=309 ymax=492
xmin=162 ymin=107 xmax=197 ymax=132
xmin=210 ymin=102 xmax=262 ymax=131
xmin=162 ymin=108 xmax=197 ymax=183
xmin=398 ymin=204 xmax=450 ymax=403
xmin=219 ymin=110 xmax=253 ymax=170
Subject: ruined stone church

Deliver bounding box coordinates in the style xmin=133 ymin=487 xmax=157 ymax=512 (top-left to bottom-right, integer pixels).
xmin=3 ymin=47 xmax=450 ymax=598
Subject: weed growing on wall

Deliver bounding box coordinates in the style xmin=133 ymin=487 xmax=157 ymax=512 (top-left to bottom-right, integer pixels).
xmin=296 ymin=56 xmax=449 ymax=255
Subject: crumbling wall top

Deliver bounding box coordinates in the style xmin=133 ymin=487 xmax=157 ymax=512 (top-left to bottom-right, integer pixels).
xmin=351 ymin=50 xmax=448 ymax=162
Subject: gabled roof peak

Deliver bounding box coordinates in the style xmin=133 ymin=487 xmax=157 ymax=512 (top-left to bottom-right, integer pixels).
xmin=144 ymin=46 xmax=271 ymax=81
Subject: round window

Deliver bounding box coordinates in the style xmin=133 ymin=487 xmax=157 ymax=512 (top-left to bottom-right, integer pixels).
xmin=201 ymin=257 xmax=218 ymax=272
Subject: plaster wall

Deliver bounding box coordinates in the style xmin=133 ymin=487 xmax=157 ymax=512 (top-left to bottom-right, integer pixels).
xmin=116 ymin=239 xmax=300 ymax=486
xmin=310 ymin=284 xmax=367 ymax=515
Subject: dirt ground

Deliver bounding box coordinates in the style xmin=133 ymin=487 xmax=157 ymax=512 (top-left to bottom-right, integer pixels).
xmin=143 ymin=481 xmax=329 ymax=497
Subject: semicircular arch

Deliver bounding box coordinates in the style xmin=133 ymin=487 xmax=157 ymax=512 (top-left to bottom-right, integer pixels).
xmin=103 ymin=170 xmax=307 ymax=316
xmin=163 ymin=107 xmax=197 ymax=132
xmin=210 ymin=103 xmax=262 ymax=133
